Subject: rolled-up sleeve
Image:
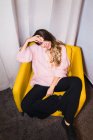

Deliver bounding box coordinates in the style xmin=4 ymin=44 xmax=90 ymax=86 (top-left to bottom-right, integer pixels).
xmin=54 ymin=46 xmax=70 ymax=77
xmin=16 ymin=47 xmax=32 ymax=63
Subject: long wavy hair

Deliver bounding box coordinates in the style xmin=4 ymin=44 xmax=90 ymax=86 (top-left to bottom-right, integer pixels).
xmin=33 ymin=29 xmax=65 ymax=67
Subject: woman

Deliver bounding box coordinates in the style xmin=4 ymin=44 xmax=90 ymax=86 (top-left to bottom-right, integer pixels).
xmin=17 ymin=29 xmax=82 ymax=140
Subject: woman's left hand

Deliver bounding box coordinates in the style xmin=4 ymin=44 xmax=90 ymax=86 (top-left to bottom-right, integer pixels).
xmin=46 ymin=86 xmax=54 ymax=96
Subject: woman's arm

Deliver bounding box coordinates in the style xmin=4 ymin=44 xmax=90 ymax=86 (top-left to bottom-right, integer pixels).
xmin=50 ymin=76 xmax=61 ymax=90
xmin=17 ymin=35 xmax=44 ymax=63
xmin=46 ymin=76 xmax=61 ymax=96
xmin=20 ymin=35 xmax=44 ymax=52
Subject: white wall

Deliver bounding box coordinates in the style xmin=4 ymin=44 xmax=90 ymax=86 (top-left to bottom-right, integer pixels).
xmin=15 ymin=0 xmax=82 ymax=45
xmin=14 ymin=0 xmax=30 ymax=45
xmin=49 ymin=0 xmax=73 ymax=42
xmin=14 ymin=0 xmax=53 ymax=45
xmin=77 ymin=0 xmax=93 ymax=84
xmin=0 ymin=0 xmax=19 ymax=89
xmin=49 ymin=0 xmax=83 ymax=44
xmin=29 ymin=0 xmax=53 ymax=36
xmin=0 ymin=57 xmax=10 ymax=91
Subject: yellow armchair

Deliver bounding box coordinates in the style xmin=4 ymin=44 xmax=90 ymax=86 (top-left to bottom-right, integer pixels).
xmin=13 ymin=44 xmax=86 ymax=117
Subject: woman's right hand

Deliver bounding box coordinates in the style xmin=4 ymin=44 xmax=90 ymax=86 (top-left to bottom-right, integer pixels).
xmin=26 ymin=35 xmax=44 ymax=44
xmin=20 ymin=35 xmax=44 ymax=51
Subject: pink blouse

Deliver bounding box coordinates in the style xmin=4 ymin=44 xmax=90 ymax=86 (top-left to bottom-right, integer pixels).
xmin=17 ymin=44 xmax=70 ymax=87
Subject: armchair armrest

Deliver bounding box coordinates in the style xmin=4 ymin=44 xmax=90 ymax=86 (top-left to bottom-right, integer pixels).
xmin=13 ymin=62 xmax=32 ymax=112
xmin=70 ymin=46 xmax=86 ymax=115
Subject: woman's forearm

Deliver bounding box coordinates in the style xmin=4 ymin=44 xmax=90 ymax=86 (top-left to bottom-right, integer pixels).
xmin=19 ymin=35 xmax=44 ymax=52
xmin=50 ymin=77 xmax=61 ymax=89
xmin=19 ymin=40 xmax=28 ymax=52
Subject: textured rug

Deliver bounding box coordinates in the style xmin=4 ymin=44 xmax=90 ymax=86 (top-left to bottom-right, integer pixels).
xmin=0 ymin=78 xmax=93 ymax=140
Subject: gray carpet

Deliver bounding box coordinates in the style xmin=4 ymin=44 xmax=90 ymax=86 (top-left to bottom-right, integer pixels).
xmin=0 ymin=78 xmax=93 ymax=140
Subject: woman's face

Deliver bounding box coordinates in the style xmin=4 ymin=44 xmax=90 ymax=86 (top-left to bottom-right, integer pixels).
xmin=41 ymin=40 xmax=51 ymax=49
xmin=36 ymin=35 xmax=51 ymax=49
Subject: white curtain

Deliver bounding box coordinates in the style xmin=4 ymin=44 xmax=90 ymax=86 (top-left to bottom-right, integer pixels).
xmin=0 ymin=0 xmax=83 ymax=91
xmin=76 ymin=0 xmax=93 ymax=84
xmin=0 ymin=0 xmax=19 ymax=91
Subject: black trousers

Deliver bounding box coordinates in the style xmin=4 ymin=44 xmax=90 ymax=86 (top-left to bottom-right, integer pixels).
xmin=21 ymin=76 xmax=82 ymax=123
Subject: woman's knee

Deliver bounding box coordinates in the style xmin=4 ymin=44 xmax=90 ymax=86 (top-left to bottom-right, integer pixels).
xmin=21 ymin=100 xmax=35 ymax=117
xmin=71 ymin=77 xmax=82 ymax=90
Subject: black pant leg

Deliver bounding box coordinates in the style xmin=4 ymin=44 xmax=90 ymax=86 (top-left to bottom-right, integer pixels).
xmin=21 ymin=76 xmax=82 ymax=122
xmin=30 ymin=95 xmax=62 ymax=119
xmin=21 ymin=84 xmax=49 ymax=117
xmin=21 ymin=84 xmax=61 ymax=119
xmin=54 ymin=76 xmax=82 ymax=123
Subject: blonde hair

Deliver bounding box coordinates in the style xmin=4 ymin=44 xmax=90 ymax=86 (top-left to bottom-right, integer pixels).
xmin=33 ymin=29 xmax=66 ymax=67
xmin=48 ymin=41 xmax=65 ymax=67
